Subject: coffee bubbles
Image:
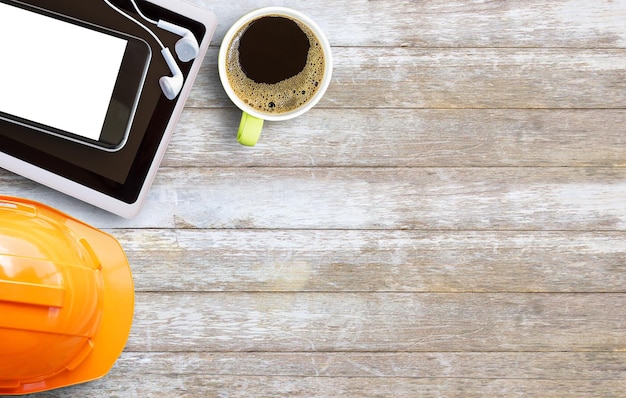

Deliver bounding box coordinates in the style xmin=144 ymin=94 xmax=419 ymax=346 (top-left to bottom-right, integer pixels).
xmin=225 ymin=15 xmax=326 ymax=115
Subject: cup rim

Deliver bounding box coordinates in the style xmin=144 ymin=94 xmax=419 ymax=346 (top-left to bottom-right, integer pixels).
xmin=218 ymin=7 xmax=333 ymax=122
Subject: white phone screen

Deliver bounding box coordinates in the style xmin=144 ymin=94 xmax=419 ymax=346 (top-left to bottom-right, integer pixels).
xmin=0 ymin=2 xmax=128 ymax=141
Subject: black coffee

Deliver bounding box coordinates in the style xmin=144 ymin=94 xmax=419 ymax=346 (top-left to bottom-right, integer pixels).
xmin=225 ymin=15 xmax=326 ymax=114
xmin=239 ymin=17 xmax=309 ymax=84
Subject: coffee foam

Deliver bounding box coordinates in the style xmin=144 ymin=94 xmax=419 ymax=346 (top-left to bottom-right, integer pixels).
xmin=225 ymin=16 xmax=326 ymax=115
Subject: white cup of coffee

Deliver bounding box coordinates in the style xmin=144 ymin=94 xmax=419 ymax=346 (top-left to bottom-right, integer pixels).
xmin=218 ymin=7 xmax=333 ymax=146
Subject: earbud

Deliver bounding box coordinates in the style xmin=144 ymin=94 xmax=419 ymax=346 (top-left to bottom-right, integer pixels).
xmin=159 ymin=48 xmax=183 ymax=100
xmin=103 ymin=0 xmax=197 ymax=100
xmin=157 ymin=20 xmax=199 ymax=62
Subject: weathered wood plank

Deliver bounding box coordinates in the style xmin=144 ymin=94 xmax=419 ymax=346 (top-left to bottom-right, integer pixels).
xmin=115 ymin=229 xmax=626 ymax=293
xmin=2 ymin=167 xmax=626 ymax=230
xmin=28 ymin=375 xmax=626 ymax=398
xmin=191 ymin=0 xmax=626 ymax=48
xmin=189 ymin=48 xmax=626 ymax=109
xmin=110 ymin=351 xmax=626 ymax=379
xmin=164 ymin=108 xmax=626 ymax=167
xmin=128 ymin=292 xmax=626 ymax=352
xmin=28 ymin=352 xmax=626 ymax=397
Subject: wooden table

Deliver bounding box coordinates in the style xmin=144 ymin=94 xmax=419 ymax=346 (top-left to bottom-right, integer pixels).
xmin=2 ymin=1 xmax=625 ymax=396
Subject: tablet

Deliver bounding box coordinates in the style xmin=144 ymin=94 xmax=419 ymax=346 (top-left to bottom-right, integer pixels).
xmin=0 ymin=0 xmax=151 ymax=151
xmin=0 ymin=0 xmax=217 ymax=218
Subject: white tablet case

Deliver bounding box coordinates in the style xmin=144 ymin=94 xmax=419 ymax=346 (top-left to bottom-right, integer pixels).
xmin=0 ymin=0 xmax=217 ymax=218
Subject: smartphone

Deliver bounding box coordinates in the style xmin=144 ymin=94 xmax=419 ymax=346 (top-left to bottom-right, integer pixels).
xmin=0 ymin=1 xmax=151 ymax=151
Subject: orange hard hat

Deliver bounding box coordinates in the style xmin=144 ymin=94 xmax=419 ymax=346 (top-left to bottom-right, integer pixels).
xmin=0 ymin=196 xmax=134 ymax=395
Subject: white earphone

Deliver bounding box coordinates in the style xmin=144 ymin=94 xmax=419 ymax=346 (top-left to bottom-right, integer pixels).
xmin=103 ymin=0 xmax=200 ymax=99
xmin=159 ymin=48 xmax=184 ymax=100
xmin=156 ymin=19 xmax=199 ymax=62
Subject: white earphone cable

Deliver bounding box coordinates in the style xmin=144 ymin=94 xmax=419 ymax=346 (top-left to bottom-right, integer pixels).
xmin=102 ymin=0 xmax=164 ymax=49
xmin=129 ymin=0 xmax=158 ymax=25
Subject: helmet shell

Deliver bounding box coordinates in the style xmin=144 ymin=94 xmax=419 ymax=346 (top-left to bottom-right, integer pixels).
xmin=0 ymin=197 xmax=134 ymax=395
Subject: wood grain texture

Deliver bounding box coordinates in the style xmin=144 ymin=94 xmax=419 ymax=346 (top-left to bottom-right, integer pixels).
xmin=27 ymin=376 xmax=626 ymax=398
xmin=29 ymin=352 xmax=626 ymax=397
xmin=91 ymin=351 xmax=626 ymax=379
xmin=4 ymin=167 xmax=625 ymax=230
xmin=2 ymin=1 xmax=626 ymax=397
xmin=127 ymin=292 xmax=625 ymax=352
xmin=163 ymin=109 xmax=626 ymax=167
xmin=116 ymin=229 xmax=626 ymax=293
xmin=187 ymin=0 xmax=626 ymax=48
xmin=189 ymin=48 xmax=626 ymax=109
